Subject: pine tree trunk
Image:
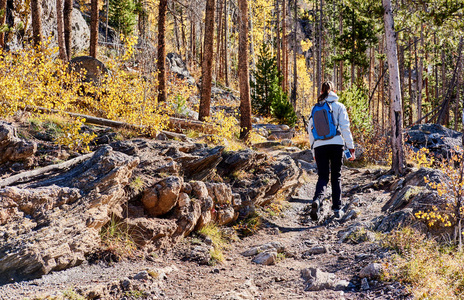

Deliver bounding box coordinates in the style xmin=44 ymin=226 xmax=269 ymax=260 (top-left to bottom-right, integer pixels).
xmin=282 ymin=0 xmax=288 ymax=92
xmin=338 ymin=13 xmax=343 ymax=91
xmin=180 ymin=8 xmax=187 ymax=62
xmin=249 ymin=2 xmax=255 ymax=71
xmin=90 ymin=0 xmax=99 ymax=58
xmin=224 ymin=0 xmax=229 ymax=86
xmin=383 ymin=0 xmax=404 ymax=175
xmin=215 ymin=0 xmax=224 ymax=82
xmin=276 ymin=0 xmax=281 ymax=74
xmin=64 ymin=0 xmax=72 ymax=60
xmin=417 ymin=24 xmax=424 ymax=123
xmin=157 ymin=0 xmax=168 ymax=103
xmin=31 ymin=0 xmax=43 ymax=49
xmin=199 ymin=0 xmax=216 ymax=121
xmin=56 ymin=0 xmax=67 ymax=61
xmin=291 ymin=0 xmax=297 ymax=107
xmin=316 ymin=0 xmax=322 ymax=94
xmin=238 ymin=0 xmax=252 ymax=140
xmin=0 ymin=0 xmax=7 ymax=49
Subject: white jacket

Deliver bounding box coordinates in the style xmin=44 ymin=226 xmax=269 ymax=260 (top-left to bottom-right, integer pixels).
xmin=308 ymin=91 xmax=355 ymax=150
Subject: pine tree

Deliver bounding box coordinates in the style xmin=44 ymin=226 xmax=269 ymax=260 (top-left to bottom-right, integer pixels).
xmin=251 ymin=43 xmax=297 ymax=127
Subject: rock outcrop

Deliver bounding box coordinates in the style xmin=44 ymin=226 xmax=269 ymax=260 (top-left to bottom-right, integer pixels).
xmin=0 ymin=122 xmax=37 ymax=164
xmin=0 ymin=146 xmax=139 ymax=282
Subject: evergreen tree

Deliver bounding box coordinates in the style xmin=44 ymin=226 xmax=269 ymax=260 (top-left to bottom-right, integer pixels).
xmin=251 ymin=43 xmax=282 ymax=116
xmin=109 ymin=0 xmax=137 ymax=36
xmin=251 ymin=42 xmax=297 ymax=127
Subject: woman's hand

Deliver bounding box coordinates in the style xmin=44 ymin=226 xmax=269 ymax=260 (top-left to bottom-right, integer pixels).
xmin=349 ymin=149 xmax=356 ymax=161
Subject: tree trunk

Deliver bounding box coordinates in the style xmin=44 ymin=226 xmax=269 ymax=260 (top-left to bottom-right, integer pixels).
xmin=282 ymin=0 xmax=288 ymax=92
xmin=64 ymin=0 xmax=72 ymax=60
xmin=316 ymin=0 xmax=322 ymax=94
xmin=0 ymin=0 xmax=7 ymax=49
xmin=276 ymin=0 xmax=281 ymax=74
xmin=31 ymin=0 xmax=43 ymax=49
xmin=238 ymin=0 xmax=252 ymax=140
xmin=199 ymin=0 xmax=216 ymax=121
xmin=291 ymin=0 xmax=297 ymax=107
xmin=383 ymin=0 xmax=404 ymax=175
xmin=224 ymin=0 xmax=229 ymax=86
xmin=417 ymin=25 xmax=424 ymax=123
xmin=215 ymin=0 xmax=224 ymax=82
xmin=157 ymin=0 xmax=168 ymax=103
xmin=180 ymin=8 xmax=187 ymax=62
xmin=338 ymin=13 xmax=343 ymax=91
xmin=90 ymin=0 xmax=98 ymax=58
xmin=56 ymin=0 xmax=67 ymax=61
xmin=248 ymin=1 xmax=255 ymax=71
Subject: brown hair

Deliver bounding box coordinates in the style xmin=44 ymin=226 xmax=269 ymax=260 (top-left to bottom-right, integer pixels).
xmin=317 ymin=81 xmax=335 ymax=103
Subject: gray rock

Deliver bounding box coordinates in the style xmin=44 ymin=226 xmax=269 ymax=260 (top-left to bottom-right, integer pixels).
xmin=133 ymin=271 xmax=150 ymax=281
xmin=301 ymin=268 xmax=337 ymax=291
xmin=334 ymin=279 xmax=350 ymax=291
xmin=361 ymin=278 xmax=370 ymax=290
xmin=307 ymin=245 xmax=327 ymax=255
xmin=242 ymin=242 xmax=285 ymax=257
xmin=69 ymin=56 xmax=109 ymax=84
xmin=359 ymin=263 xmax=382 ymax=279
xmin=252 ymin=251 xmax=277 ymax=265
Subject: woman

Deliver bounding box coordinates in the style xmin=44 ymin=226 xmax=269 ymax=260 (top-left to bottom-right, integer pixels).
xmin=308 ymin=81 xmax=355 ymax=220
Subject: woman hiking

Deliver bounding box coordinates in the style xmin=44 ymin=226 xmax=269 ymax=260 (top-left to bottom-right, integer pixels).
xmin=308 ymin=81 xmax=355 ymax=220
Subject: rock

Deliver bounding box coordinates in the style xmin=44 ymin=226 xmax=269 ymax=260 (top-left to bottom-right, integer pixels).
xmin=217 ymin=149 xmax=262 ymax=177
xmin=214 ymin=206 xmax=237 ymax=226
xmin=301 ymin=268 xmax=337 ymax=291
xmin=180 ymin=146 xmax=224 ymax=180
xmin=242 ymin=242 xmax=285 ymax=257
xmin=191 ymin=181 xmax=209 ymax=199
xmin=281 ymin=139 xmax=293 ymax=146
xmin=340 ymin=209 xmax=359 ymax=222
xmin=375 ymin=209 xmax=414 ymax=233
xmin=361 ymin=278 xmax=370 ymax=290
xmin=405 ymin=123 xmax=463 ymax=158
xmin=142 ymin=176 xmax=183 ymax=217
xmin=187 ymin=245 xmax=211 ymax=265
xmin=0 ymin=146 xmax=139 ymax=282
xmin=359 ymin=263 xmax=382 ymax=279
xmin=307 ymin=245 xmax=327 ymax=255
xmin=268 ymin=129 xmax=295 ymax=140
xmin=166 ymin=53 xmax=195 ymax=85
xmin=133 ymin=271 xmax=150 ymax=281
xmin=195 ymin=196 xmax=214 ymax=229
xmin=290 ymin=149 xmax=314 ymax=163
xmin=0 ymin=122 xmax=37 ymax=163
xmin=252 ymin=251 xmax=277 ymax=265
xmin=69 ymin=56 xmax=109 ymax=84
xmin=172 ymin=196 xmax=202 ymax=237
xmin=206 ymin=183 xmax=233 ymax=205
xmin=334 ymin=280 xmax=350 ymax=291
xmin=123 ymin=218 xmax=177 ymax=248
xmin=120 ymin=278 xmax=131 ymax=290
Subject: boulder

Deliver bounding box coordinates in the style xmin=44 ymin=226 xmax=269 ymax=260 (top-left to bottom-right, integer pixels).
xmin=242 ymin=242 xmax=284 ymax=257
xmin=142 ymin=176 xmax=183 ymax=217
xmin=69 ymin=56 xmax=109 ymax=84
xmin=179 ymin=146 xmax=224 ymax=180
xmin=405 ymin=123 xmax=463 ymax=158
xmin=0 ymin=122 xmax=37 ymax=163
xmin=0 ymin=146 xmax=139 ymax=282
xmin=252 ymin=251 xmax=277 ymax=265
xmin=123 ymin=217 xmax=177 ymax=248
xmin=206 ymin=183 xmax=233 ymax=205
xmin=301 ymin=268 xmax=338 ymax=291
xmin=359 ymin=263 xmax=382 ymax=279
xmin=166 ymin=52 xmax=195 ymax=85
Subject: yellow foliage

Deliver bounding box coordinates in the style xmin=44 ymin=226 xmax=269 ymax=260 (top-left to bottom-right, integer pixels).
xmin=55 ymin=118 xmax=97 ymax=152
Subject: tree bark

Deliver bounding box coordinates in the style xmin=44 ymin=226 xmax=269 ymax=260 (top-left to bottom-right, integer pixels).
xmin=0 ymin=0 xmax=7 ymax=49
xmin=90 ymin=0 xmax=98 ymax=58
xmin=31 ymin=0 xmax=43 ymax=49
xmin=64 ymin=0 xmax=72 ymax=60
xmin=282 ymin=0 xmax=288 ymax=92
xmin=238 ymin=0 xmax=252 ymax=140
xmin=276 ymin=0 xmax=281 ymax=74
xmin=56 ymin=0 xmax=67 ymax=61
xmin=316 ymin=0 xmax=322 ymax=94
xmin=215 ymin=0 xmax=224 ymax=82
xmin=199 ymin=0 xmax=216 ymax=121
xmin=224 ymin=0 xmax=229 ymax=86
xmin=157 ymin=0 xmax=168 ymax=102
xmin=417 ymin=25 xmax=424 ymax=123
xmin=291 ymin=0 xmax=297 ymax=107
xmin=383 ymin=0 xmax=404 ymax=175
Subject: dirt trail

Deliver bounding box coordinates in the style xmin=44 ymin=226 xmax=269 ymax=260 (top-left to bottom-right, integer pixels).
xmin=0 ymin=167 xmax=411 ymax=300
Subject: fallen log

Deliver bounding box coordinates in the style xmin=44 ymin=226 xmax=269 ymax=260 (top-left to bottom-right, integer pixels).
xmin=25 ymin=106 xmax=209 ymax=133
xmin=0 ymin=152 xmax=94 ymax=188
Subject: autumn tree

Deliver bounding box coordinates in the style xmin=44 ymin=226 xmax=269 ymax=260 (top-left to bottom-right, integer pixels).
xmin=56 ymin=0 xmax=67 ymax=60
xmin=64 ymin=0 xmax=72 ymax=59
xmin=198 ymin=0 xmax=215 ymax=121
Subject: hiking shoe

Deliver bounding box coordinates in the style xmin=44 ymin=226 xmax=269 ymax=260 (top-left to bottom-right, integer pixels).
xmin=334 ymin=209 xmax=344 ymax=219
xmin=310 ymin=200 xmax=319 ymax=221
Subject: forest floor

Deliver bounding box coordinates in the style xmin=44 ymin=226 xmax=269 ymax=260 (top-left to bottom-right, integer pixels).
xmin=0 ymin=160 xmax=413 ymax=300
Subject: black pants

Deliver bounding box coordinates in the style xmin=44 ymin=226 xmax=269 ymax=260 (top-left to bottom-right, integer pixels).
xmin=313 ymin=144 xmax=343 ymax=210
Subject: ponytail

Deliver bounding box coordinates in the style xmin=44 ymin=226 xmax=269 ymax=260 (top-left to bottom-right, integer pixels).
xmin=317 ymin=81 xmax=335 ymax=103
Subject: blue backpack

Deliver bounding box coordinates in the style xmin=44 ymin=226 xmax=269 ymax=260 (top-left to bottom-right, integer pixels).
xmin=310 ymin=101 xmax=338 ymax=140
